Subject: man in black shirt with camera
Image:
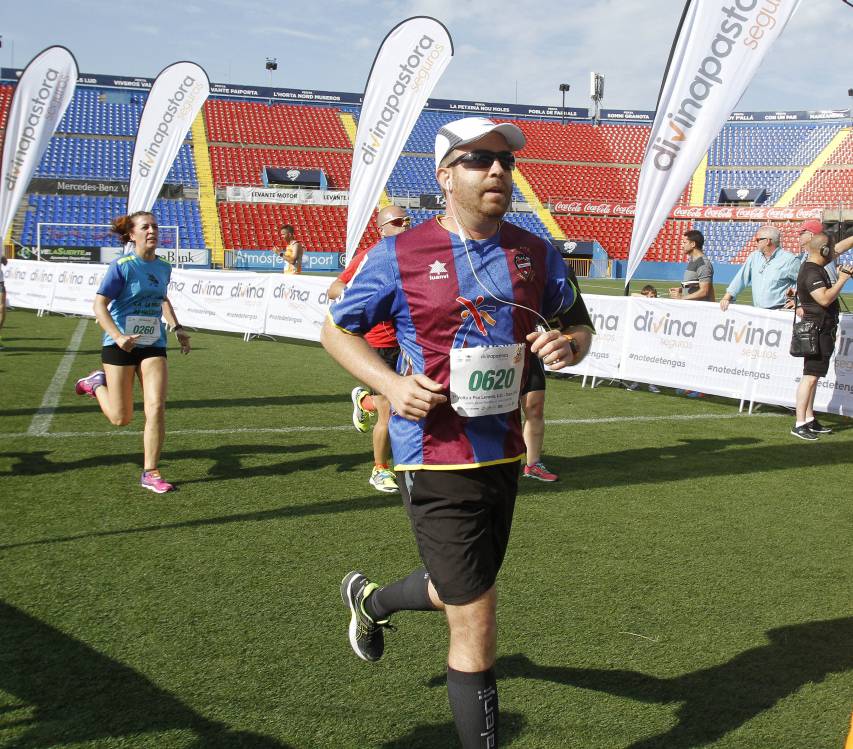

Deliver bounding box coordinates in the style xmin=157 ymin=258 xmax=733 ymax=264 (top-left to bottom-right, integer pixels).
xmin=791 ymin=231 xmax=853 ymax=440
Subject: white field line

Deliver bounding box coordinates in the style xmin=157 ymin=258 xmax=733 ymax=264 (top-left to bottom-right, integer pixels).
xmin=3 ymin=411 xmax=783 ymax=441
xmin=26 ymin=319 xmax=89 ymax=436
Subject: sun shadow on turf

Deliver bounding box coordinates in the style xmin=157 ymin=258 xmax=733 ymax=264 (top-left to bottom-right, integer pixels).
xmin=0 ymin=491 xmax=399 ymax=551
xmin=521 ymin=436 xmax=851 ymax=493
xmin=380 ymin=711 xmax=525 ymax=748
xmin=0 ymin=442 xmax=338 ymax=478
xmin=0 ymin=393 xmax=346 ymax=419
xmin=425 ymin=617 xmax=852 ymax=748
xmin=0 ymin=600 xmax=292 ymax=748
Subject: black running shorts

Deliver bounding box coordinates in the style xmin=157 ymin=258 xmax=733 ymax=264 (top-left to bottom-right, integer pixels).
xmin=521 ymin=354 xmax=546 ymax=395
xmin=399 ymin=462 xmax=519 ymax=605
xmin=101 ymin=345 xmax=167 ymax=366
xmin=374 ymin=346 xmax=400 ymax=371
xmin=802 ymin=327 xmax=836 ymax=378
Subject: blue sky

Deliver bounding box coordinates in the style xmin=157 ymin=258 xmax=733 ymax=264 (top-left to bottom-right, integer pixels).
xmin=3 ymin=0 xmax=852 ymax=112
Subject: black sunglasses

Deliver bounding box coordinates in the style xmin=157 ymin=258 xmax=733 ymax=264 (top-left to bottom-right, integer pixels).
xmin=446 ymin=149 xmax=516 ymax=171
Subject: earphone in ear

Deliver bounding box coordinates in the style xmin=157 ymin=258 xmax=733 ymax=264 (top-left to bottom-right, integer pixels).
xmin=820 ymin=244 xmax=832 ymax=259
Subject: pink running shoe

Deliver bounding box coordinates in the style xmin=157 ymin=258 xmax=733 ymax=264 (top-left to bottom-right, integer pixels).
xmin=75 ymin=370 xmax=106 ymax=398
xmin=523 ymin=462 xmax=559 ymax=482
xmin=140 ymin=470 xmax=175 ymax=494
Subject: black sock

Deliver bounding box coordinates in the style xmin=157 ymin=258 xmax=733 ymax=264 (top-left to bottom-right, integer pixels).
xmin=364 ymin=567 xmax=435 ymax=621
xmin=447 ymin=666 xmax=498 ymax=748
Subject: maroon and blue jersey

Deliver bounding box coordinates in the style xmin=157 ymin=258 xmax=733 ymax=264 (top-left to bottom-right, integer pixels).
xmin=330 ymin=218 xmax=587 ymax=471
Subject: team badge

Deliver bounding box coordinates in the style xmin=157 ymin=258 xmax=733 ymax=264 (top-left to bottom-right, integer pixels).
xmin=514 ymin=251 xmax=533 ymax=281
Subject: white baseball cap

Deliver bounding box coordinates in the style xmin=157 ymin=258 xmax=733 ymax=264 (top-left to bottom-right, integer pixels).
xmin=434 ymin=117 xmax=526 ymax=169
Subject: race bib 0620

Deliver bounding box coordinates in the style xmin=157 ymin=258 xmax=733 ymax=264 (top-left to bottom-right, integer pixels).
xmin=449 ymin=343 xmax=525 ymax=417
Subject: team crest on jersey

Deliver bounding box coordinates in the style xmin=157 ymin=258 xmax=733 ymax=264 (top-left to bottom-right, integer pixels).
xmin=429 ymin=260 xmax=449 ymax=281
xmin=514 ymin=251 xmax=533 ymax=281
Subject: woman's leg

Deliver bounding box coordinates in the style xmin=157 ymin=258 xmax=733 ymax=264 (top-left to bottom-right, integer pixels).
xmin=95 ymin=364 xmax=136 ymax=426
xmin=137 ymin=356 xmax=168 ymax=471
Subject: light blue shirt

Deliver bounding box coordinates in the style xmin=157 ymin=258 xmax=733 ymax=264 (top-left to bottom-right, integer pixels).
xmin=726 ymin=247 xmax=800 ymax=309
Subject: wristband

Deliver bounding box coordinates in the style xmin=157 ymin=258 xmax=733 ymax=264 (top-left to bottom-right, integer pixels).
xmin=563 ymin=334 xmax=579 ymax=355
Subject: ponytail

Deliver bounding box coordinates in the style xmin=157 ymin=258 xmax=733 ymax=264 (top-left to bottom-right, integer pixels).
xmin=111 ymin=211 xmax=154 ymax=244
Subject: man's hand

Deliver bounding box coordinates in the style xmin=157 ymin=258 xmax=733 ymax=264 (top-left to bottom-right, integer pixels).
xmin=526 ymin=328 xmax=576 ymax=370
xmin=720 ymin=294 xmax=732 ymax=312
xmin=669 ymin=287 xmax=683 ymax=299
xmin=386 ymin=373 xmax=447 ymax=421
xmin=117 ymin=334 xmax=140 ymax=352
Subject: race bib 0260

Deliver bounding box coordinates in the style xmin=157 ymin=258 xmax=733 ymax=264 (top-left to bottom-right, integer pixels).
xmin=449 ymin=343 xmax=525 ymax=417
xmin=124 ymin=315 xmax=161 ymax=346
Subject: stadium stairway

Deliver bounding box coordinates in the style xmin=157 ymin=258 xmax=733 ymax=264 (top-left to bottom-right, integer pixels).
xmin=689 ymin=154 xmax=708 ymax=205
xmin=338 ymin=111 xmax=391 ymax=210
xmin=512 ymin=168 xmax=565 ymax=240
xmin=192 ymin=111 xmax=224 ymax=263
xmin=776 ymin=127 xmax=851 ymax=206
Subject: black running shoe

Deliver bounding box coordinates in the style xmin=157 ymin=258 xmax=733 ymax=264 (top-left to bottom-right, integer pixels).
xmin=790 ymin=424 xmax=819 ymax=441
xmin=805 ymin=418 xmax=832 ymax=434
xmin=340 ymin=571 xmax=392 ymax=662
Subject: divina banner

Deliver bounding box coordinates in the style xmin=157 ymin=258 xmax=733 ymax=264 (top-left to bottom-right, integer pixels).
xmin=625 ymin=0 xmax=801 ymax=285
xmin=345 ymin=17 xmax=453 ymax=262
xmin=128 ymin=61 xmax=209 ymax=214
xmin=0 ymin=46 xmax=77 ymax=243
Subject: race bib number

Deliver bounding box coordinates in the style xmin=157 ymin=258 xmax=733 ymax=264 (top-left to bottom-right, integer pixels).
xmin=125 ymin=315 xmax=160 ymax=346
xmin=449 ymin=344 xmax=525 ymax=417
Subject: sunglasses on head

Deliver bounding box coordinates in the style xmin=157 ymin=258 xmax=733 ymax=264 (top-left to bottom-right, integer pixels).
xmin=754 ymin=237 xmax=769 ymax=242
xmin=379 ymin=216 xmax=411 ymax=229
xmin=446 ymin=149 xmax=516 ymax=171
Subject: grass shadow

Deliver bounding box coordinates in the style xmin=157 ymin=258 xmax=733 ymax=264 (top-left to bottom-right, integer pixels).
xmin=0 ymin=600 xmax=292 ymax=748
xmin=456 ymin=616 xmax=853 ymax=748
xmin=380 ymin=711 xmax=525 ymax=748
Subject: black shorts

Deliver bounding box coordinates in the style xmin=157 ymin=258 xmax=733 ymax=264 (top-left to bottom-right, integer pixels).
xmin=521 ymin=355 xmax=546 ymax=395
xmin=803 ymin=327 xmax=836 ymax=378
xmin=101 ymin=345 xmax=167 ymax=367
xmin=399 ymin=462 xmax=519 ymax=605
xmin=374 ymin=346 xmax=400 ymax=371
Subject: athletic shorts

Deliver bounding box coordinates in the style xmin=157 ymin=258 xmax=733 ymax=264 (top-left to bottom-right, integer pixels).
xmin=102 ymin=345 xmax=167 ymax=367
xmin=399 ymin=462 xmax=520 ymax=605
xmin=521 ymin=355 xmax=546 ymax=395
xmin=803 ymin=327 xmax=836 ymax=378
xmin=374 ymin=346 xmax=400 ymax=371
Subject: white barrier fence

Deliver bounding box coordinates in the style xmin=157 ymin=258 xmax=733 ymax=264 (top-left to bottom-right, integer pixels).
xmin=4 ymin=259 xmax=851 ymax=415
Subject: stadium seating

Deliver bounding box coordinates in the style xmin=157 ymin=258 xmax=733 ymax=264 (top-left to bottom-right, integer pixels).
xmin=204 ymin=100 xmax=350 ymax=148
xmin=512 ymin=121 xmax=649 ymax=163
xmin=552 ymin=215 xmax=691 ymax=261
xmin=21 ymin=195 xmax=204 ymax=248
xmin=209 ymin=146 xmax=352 ymax=188
xmin=707 ymin=123 xmax=842 ymax=167
xmin=218 ymin=202 xmax=378 ymax=253
xmin=56 ymin=88 xmax=147 ymax=137
xmin=0 ymin=84 xmax=13 ymax=129
xmin=703 ymin=168 xmax=801 ymax=205
xmin=35 ymin=137 xmax=197 ymax=185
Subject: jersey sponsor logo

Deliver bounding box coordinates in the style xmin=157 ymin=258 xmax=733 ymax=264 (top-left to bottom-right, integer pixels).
xmin=428 ymin=260 xmax=448 ymax=281
xmin=456 ymin=295 xmax=496 ymax=337
xmin=146 ymin=273 xmax=160 ymax=287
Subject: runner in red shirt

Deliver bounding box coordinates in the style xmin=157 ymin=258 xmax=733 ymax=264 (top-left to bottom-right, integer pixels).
xmin=327 ymin=205 xmax=411 ymax=492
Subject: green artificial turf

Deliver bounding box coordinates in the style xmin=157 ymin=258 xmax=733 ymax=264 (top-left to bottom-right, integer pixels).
xmin=1 ymin=306 xmax=851 ymax=748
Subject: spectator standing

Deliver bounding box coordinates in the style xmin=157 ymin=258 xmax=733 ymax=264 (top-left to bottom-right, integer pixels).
xmin=719 ymin=226 xmax=800 ymax=311
xmin=670 ymin=229 xmax=714 ymax=302
xmin=276 ymin=224 xmax=304 ymax=274
xmin=790 ymin=231 xmax=853 ymax=440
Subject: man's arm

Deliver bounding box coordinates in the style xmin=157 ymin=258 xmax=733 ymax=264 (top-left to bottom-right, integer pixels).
xmin=682 ymin=281 xmax=712 ymax=301
xmin=721 ymin=257 xmax=751 ymax=310
xmin=321 ymin=318 xmax=445 ymax=420
xmin=327 ymin=278 xmax=346 ymax=301
xmin=809 ymin=266 xmax=853 ymax=307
